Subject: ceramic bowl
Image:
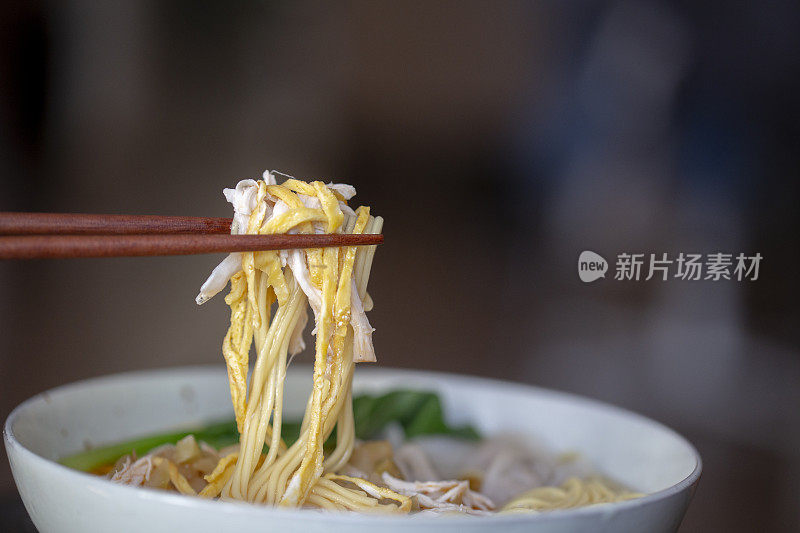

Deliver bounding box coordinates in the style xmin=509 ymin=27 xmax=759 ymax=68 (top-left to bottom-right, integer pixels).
xmin=4 ymin=366 xmax=700 ymax=533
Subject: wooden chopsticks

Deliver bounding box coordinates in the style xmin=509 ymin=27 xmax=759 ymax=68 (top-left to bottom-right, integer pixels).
xmin=0 ymin=212 xmax=383 ymax=259
xmin=0 ymin=212 xmax=232 ymax=235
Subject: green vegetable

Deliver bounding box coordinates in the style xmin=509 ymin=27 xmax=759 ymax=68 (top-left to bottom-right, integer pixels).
xmin=60 ymin=389 xmax=479 ymax=472
xmin=352 ymin=390 xmax=480 ymax=441
xmin=59 ymin=420 xmax=239 ymax=472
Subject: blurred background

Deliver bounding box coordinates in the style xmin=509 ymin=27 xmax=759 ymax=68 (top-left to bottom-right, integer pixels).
xmin=1 ymin=1 xmax=798 ymax=531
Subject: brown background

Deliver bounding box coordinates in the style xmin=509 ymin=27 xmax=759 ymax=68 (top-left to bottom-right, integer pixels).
xmin=1 ymin=1 xmax=799 ymax=531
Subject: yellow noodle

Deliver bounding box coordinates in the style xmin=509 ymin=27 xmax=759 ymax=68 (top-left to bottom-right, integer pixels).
xmin=117 ymin=174 xmax=646 ymax=517
xmin=501 ymin=477 xmax=642 ymax=513
xmin=151 ymin=457 xmax=196 ymax=496
xmin=199 ymin=454 xmax=238 ymax=498
xmin=306 ymin=493 xmax=347 ymax=511
xmin=324 ymin=474 xmax=411 ymax=512
xmin=208 ymin=175 xmax=394 ymax=512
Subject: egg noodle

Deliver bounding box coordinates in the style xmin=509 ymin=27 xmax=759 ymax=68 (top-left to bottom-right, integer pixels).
xmin=191 ymin=171 xmax=411 ymax=512
xmin=501 ymin=477 xmax=641 ymax=513
xmin=113 ymin=171 xmax=641 ymax=514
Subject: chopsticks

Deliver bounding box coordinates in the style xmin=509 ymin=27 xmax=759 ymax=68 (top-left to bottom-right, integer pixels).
xmin=0 ymin=212 xmax=383 ymax=259
xmin=0 ymin=212 xmax=233 ymax=235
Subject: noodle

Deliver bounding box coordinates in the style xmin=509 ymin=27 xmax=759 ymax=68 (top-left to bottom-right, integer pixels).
xmin=501 ymin=477 xmax=642 ymax=513
xmin=198 ymin=172 xmax=401 ymax=511
xmin=151 ymin=457 xmax=197 ymax=496
xmin=102 ymin=170 xmax=644 ymax=516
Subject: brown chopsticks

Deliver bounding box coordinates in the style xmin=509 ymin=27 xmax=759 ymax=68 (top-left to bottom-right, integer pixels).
xmin=0 ymin=234 xmax=383 ymax=259
xmin=0 ymin=212 xmax=383 ymax=259
xmin=0 ymin=212 xmax=232 ymax=235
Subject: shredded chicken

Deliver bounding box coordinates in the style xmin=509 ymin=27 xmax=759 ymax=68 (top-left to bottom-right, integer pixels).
xmin=195 ymin=171 xmax=377 ymax=363
xmin=110 ymin=456 xmax=153 ymax=486
xmin=349 ymin=284 xmax=376 ymax=362
xmin=382 ymin=472 xmax=495 ymax=515
xmin=394 ymin=443 xmax=441 ymax=482
xmin=460 ymin=437 xmax=556 ymax=505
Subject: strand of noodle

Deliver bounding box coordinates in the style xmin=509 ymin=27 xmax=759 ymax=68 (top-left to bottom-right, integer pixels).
xmin=226 ymin=277 xmax=305 ymax=499
xmin=306 ymin=493 xmax=346 ymax=511
xmin=257 ymin=439 xmax=301 ymax=503
xmin=323 ymin=474 xmax=411 ymax=512
xmin=227 ymin=272 xmax=271 ymax=499
xmin=318 ymin=211 xmax=369 ymax=471
xmin=222 ymin=268 xmax=256 ymax=432
xmin=233 ymin=280 xmax=305 ymax=499
xmin=151 ymin=458 xmax=196 ymax=496
xmin=500 ymin=477 xmax=642 ymax=513
xmin=250 ymin=194 xmax=341 ymax=502
xmin=342 ymin=212 xmax=357 ymax=236
xmin=231 ymin=187 xmax=319 ymax=500
xmin=290 ymin=366 xmax=355 ymax=502
xmin=256 ymin=382 xmax=326 ymax=503
xmin=280 ymin=185 xmax=343 ymax=506
xmin=239 ymin=271 xmax=280 ymax=489
xmin=237 ymin=300 xmax=254 ymax=378
xmin=356 ymin=216 xmax=383 ymax=299
xmin=322 ymin=389 xmax=354 ymax=473
xmin=238 ymin=277 xmax=277 ymax=416
xmin=305 ymin=490 xmax=400 ymax=514
xmin=212 ymin=178 xmax=387 ymax=510
xmin=271 ymin=356 xmax=341 ymax=505
xmin=243 ymin=182 xmax=269 ymax=328
xmin=221 ymin=275 xmax=250 ymax=430
xmin=352 ymin=219 xmax=372 ymax=297
xmin=587 ymin=479 xmax=615 ymax=501
xmin=322 ymin=362 xmax=354 ymax=472
xmin=298 ymin=377 xmax=327 ymax=434
xmin=288 ymin=285 xmax=350 ymax=500
xmin=308 ymin=479 xmax=404 ymax=513
xmin=231 ymin=368 xmax=275 ymax=498
xmin=245 ymin=282 xmax=306 ymax=500
xmin=312 ymin=480 xmax=377 ymax=507
xmin=243 ymin=270 xmax=269 ymax=413
xmin=312 ymin=478 xmax=378 ymax=507
xmin=199 ymin=454 xmax=238 ymax=498
xmin=250 ymin=365 xmax=320 ymax=503
xmin=254 ymin=329 xmax=350 ymax=504
xmin=251 ymin=372 xmax=331 ymax=503
xmin=264 ymin=292 xmax=295 ymax=462
xmin=261 ymin=314 xmax=289 ymax=467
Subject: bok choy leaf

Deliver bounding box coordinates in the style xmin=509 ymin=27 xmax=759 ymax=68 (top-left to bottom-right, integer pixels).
xmin=60 ymin=389 xmax=479 ymax=472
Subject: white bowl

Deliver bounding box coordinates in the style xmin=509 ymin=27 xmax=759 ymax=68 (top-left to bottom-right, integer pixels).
xmin=4 ymin=366 xmax=700 ymax=533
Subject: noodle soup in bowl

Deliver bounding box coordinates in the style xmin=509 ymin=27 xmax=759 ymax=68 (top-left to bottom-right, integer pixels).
xmin=5 ymin=366 xmax=700 ymax=533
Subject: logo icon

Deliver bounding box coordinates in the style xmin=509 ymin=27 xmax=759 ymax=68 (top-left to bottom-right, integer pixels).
xmin=578 ymin=251 xmax=608 ymax=282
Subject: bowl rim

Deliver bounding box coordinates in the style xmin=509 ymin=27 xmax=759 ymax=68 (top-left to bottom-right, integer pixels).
xmin=4 ymin=365 xmax=702 ymax=525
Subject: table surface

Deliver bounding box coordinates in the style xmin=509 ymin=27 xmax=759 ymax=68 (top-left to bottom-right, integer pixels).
xmin=1 ymin=494 xmax=37 ymax=532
